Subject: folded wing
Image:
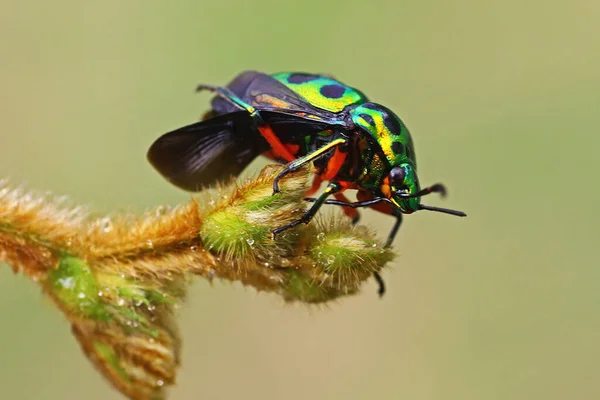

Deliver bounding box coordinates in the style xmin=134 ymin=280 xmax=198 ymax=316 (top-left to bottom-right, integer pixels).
xmin=147 ymin=111 xmax=268 ymax=191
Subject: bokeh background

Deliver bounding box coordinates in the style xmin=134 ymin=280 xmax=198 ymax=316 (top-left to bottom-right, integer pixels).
xmin=1 ymin=1 xmax=599 ymax=399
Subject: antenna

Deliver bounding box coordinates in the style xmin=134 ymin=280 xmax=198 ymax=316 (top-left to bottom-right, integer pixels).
xmin=419 ymin=204 xmax=466 ymax=217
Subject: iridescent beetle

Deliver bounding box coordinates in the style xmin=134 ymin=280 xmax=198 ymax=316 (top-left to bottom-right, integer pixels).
xmin=148 ymin=71 xmax=466 ymax=295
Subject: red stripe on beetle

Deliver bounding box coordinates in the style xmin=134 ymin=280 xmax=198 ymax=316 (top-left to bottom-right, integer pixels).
xmin=322 ymin=149 xmax=347 ymax=181
xmin=257 ymin=125 xmax=296 ymax=163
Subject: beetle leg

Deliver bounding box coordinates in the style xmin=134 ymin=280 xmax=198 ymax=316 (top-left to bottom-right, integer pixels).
xmin=310 ymin=194 xmax=406 ymax=232
xmin=196 ymin=84 xmax=297 ymax=162
xmin=336 ymin=193 xmax=402 ymax=248
xmin=272 ymin=182 xmax=341 ymax=237
xmin=273 ymin=138 xmax=347 ymax=194
xmin=333 ymin=192 xmax=360 ymax=224
xmin=376 ymin=211 xmax=402 ymax=297
xmin=305 ymin=196 xmax=392 ymax=209
xmin=305 ymin=175 xmax=323 ymax=196
xmin=385 ymin=211 xmax=403 ymax=249
xmin=373 ymin=272 xmax=385 ymax=297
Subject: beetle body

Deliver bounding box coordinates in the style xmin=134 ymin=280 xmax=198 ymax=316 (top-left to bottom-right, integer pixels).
xmin=148 ymin=71 xmax=466 ymax=295
xmin=196 ymin=71 xmax=422 ymax=215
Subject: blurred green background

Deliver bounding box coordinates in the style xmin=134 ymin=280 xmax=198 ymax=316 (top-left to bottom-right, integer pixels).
xmin=1 ymin=1 xmax=599 ymax=399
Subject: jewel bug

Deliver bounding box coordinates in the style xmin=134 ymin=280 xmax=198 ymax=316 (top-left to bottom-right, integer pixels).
xmin=148 ymin=71 xmax=466 ymax=295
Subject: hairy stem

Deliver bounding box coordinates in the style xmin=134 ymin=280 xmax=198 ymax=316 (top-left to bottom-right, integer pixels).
xmin=0 ymin=165 xmax=394 ymax=400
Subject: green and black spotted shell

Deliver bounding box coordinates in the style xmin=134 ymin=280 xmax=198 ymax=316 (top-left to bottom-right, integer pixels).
xmin=350 ymin=103 xmax=417 ymax=169
xmin=271 ymin=72 xmax=368 ymax=113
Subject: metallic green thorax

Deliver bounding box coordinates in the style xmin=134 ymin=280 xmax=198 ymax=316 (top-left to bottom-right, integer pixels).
xmin=349 ymin=103 xmax=416 ymax=168
xmin=272 ymin=72 xmax=368 ymax=113
xmin=350 ymin=103 xmax=421 ymax=212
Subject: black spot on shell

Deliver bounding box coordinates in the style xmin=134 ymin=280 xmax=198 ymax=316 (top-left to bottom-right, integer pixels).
xmin=362 ymin=103 xmax=380 ymax=110
xmin=391 ymin=141 xmax=405 ymax=155
xmin=359 ymin=113 xmax=375 ymax=127
xmin=320 ymin=84 xmax=346 ymax=99
xmin=287 ymin=73 xmax=318 ymax=84
xmin=384 ymin=114 xmax=403 ymax=136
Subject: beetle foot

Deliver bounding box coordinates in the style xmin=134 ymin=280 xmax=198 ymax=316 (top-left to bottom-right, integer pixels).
xmin=271 ymin=218 xmax=305 ymax=238
xmin=272 ymin=180 xmax=282 ymax=195
xmin=373 ymin=272 xmax=386 ymax=297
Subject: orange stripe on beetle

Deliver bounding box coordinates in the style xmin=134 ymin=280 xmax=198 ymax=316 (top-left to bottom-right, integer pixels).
xmin=257 ymin=125 xmax=296 ymax=162
xmin=323 ymin=149 xmax=347 ymax=181
xmin=306 ymin=175 xmax=323 ymax=196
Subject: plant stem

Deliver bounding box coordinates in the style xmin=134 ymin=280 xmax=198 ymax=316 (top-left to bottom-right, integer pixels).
xmin=0 ymin=165 xmax=394 ymax=399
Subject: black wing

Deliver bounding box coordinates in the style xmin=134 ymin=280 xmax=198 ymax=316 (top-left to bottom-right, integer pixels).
xmin=211 ymin=71 xmax=339 ymax=120
xmin=147 ymin=111 xmax=269 ymax=191
xmin=259 ymin=110 xmax=339 ymax=143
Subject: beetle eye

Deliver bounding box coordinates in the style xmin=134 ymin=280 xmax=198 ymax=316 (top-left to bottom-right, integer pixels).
xmin=389 ymin=167 xmax=406 ymax=187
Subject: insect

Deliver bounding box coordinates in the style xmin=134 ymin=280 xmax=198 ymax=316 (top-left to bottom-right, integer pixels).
xmin=148 ymin=71 xmax=466 ymax=295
